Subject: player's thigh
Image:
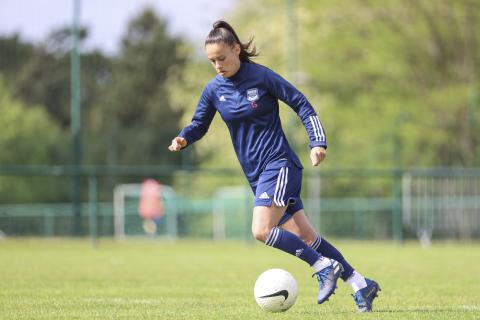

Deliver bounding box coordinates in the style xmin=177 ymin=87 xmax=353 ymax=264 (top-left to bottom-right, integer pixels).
xmin=252 ymin=159 xmax=303 ymax=241
xmin=281 ymin=209 xmax=318 ymax=245
xmin=252 ymin=205 xmax=287 ymax=241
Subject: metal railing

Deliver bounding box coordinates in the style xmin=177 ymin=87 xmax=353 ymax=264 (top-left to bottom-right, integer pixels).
xmin=0 ymin=165 xmax=479 ymax=242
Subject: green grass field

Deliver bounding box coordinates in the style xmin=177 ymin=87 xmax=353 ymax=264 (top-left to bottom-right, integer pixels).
xmin=0 ymin=238 xmax=479 ymax=319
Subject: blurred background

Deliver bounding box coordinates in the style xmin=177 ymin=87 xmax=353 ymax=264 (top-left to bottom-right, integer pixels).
xmin=0 ymin=0 xmax=479 ymax=243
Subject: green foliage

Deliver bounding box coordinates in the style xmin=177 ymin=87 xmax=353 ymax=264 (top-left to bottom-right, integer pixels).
xmin=0 ymin=78 xmax=61 ymax=164
xmin=0 ymin=35 xmax=34 ymax=81
xmin=0 ymin=78 xmax=68 ymax=201
xmin=0 ymin=28 xmax=110 ymax=128
xmin=297 ymin=0 xmax=480 ymax=168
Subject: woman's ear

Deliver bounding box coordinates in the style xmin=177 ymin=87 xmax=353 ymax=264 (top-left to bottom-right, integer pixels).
xmin=233 ymin=43 xmax=241 ymax=55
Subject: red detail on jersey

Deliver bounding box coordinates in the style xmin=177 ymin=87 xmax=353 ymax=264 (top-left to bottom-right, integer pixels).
xmin=251 ymin=101 xmax=258 ymax=108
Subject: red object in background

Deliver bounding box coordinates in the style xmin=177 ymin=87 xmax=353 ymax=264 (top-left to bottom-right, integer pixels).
xmin=138 ymin=179 xmax=164 ymax=220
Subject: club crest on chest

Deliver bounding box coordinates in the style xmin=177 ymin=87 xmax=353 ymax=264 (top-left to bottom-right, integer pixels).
xmin=246 ymin=88 xmax=259 ymax=102
xmin=247 ymin=88 xmax=259 ymax=108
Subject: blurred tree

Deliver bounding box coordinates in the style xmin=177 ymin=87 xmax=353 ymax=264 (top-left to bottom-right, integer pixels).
xmin=0 ymin=77 xmax=68 ymax=202
xmin=11 ymin=28 xmax=110 ymax=129
xmin=296 ymin=0 xmax=480 ymax=168
xmin=0 ymin=77 xmax=61 ymax=164
xmin=87 ymin=8 xmax=187 ymax=166
xmin=0 ymin=30 xmax=111 ymax=135
xmin=0 ymin=35 xmax=34 ymax=83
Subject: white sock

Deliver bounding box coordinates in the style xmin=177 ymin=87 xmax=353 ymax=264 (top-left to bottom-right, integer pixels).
xmin=311 ymin=256 xmax=332 ymax=273
xmin=346 ymin=271 xmax=367 ymax=293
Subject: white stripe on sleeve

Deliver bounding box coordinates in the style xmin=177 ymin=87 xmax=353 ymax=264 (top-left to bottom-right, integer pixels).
xmin=309 ymin=116 xmax=320 ymax=141
xmin=313 ymin=116 xmax=325 ymax=142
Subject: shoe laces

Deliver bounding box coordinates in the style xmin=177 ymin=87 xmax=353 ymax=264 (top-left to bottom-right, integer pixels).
xmin=313 ymin=266 xmax=332 ymax=289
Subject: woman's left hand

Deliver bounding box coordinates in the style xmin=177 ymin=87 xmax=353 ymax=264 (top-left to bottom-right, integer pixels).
xmin=310 ymin=147 xmax=327 ymax=166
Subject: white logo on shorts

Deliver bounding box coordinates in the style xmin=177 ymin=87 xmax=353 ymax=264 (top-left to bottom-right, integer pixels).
xmin=259 ymin=192 xmax=270 ymax=199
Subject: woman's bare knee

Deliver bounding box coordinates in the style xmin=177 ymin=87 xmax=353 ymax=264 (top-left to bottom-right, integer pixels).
xmin=251 ymin=205 xmax=286 ymax=243
xmin=251 ymin=225 xmax=272 ymax=243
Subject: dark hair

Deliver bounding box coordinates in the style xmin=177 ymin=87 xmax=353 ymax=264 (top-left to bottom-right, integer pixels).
xmin=205 ymin=20 xmax=258 ymax=63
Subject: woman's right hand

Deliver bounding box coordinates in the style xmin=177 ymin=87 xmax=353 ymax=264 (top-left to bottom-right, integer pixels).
xmin=168 ymin=137 xmax=187 ymax=152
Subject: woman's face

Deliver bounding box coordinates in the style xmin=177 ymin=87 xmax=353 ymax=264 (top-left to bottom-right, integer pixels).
xmin=205 ymin=42 xmax=241 ymax=78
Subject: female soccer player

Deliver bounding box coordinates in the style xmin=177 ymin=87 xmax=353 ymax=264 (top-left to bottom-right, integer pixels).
xmin=168 ymin=20 xmax=380 ymax=312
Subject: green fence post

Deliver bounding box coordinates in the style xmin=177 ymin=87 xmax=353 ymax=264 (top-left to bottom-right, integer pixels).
xmin=71 ymin=0 xmax=82 ymax=236
xmin=162 ymin=186 xmax=178 ymax=240
xmin=392 ymin=113 xmax=407 ymax=244
xmin=44 ymin=212 xmax=54 ymax=237
xmin=89 ymin=175 xmax=98 ymax=247
xmin=392 ymin=169 xmax=403 ymax=243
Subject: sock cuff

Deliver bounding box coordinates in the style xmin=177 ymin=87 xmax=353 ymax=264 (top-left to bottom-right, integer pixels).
xmin=265 ymin=227 xmax=281 ymax=246
xmin=311 ymin=234 xmax=322 ymax=251
xmin=345 ymin=270 xmax=357 ymax=281
xmin=311 ymin=256 xmax=331 ymax=271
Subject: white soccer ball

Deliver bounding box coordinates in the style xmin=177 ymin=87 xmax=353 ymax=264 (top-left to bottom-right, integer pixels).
xmin=253 ymin=268 xmax=298 ymax=312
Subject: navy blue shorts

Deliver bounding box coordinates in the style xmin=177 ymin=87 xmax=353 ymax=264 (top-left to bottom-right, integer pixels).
xmin=251 ymin=158 xmax=304 ymax=225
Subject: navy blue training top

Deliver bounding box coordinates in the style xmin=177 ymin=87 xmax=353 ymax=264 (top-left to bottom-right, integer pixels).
xmin=179 ymin=62 xmax=327 ymax=187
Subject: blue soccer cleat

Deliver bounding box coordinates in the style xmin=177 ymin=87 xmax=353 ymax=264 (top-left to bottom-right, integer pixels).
xmin=313 ymin=259 xmax=344 ymax=304
xmin=353 ymin=278 xmax=381 ymax=312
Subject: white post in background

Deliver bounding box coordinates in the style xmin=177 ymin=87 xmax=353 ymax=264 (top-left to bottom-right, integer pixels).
xmin=213 ymin=199 xmax=226 ymax=241
xmin=162 ymin=186 xmax=178 ymax=240
xmin=402 ymin=172 xmax=412 ymax=225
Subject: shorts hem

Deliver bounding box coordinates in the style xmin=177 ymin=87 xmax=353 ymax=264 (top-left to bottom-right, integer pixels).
xmin=254 ymin=199 xmax=273 ymax=207
xmin=254 ymin=197 xmax=299 ymax=208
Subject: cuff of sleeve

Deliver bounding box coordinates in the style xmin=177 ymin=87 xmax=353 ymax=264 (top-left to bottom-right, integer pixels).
xmin=178 ymin=131 xmax=190 ymax=149
xmin=309 ymin=141 xmax=327 ymax=149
